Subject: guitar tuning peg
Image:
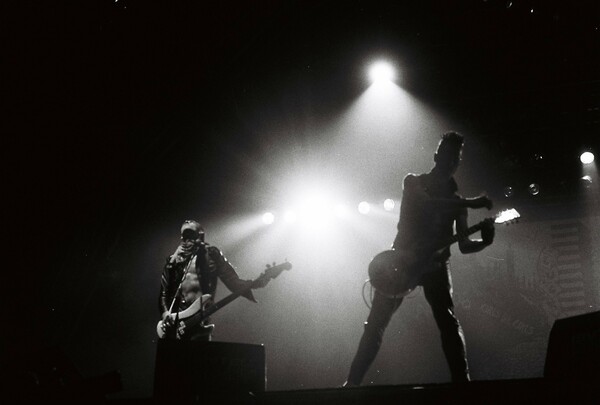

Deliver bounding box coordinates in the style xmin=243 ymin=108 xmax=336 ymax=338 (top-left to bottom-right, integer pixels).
xmin=266 ymin=263 xmax=271 ymax=268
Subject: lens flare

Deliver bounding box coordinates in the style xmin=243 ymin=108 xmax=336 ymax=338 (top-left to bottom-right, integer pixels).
xmin=528 ymin=183 xmax=540 ymax=196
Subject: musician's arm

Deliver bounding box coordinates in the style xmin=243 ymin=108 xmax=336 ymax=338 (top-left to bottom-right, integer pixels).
xmin=457 ymin=209 xmax=495 ymax=254
xmin=210 ymin=247 xmax=258 ymax=303
xmin=405 ymin=174 xmax=491 ymax=209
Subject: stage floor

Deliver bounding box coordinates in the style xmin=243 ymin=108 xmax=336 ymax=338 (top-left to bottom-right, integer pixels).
xmin=102 ymin=378 xmax=598 ymax=405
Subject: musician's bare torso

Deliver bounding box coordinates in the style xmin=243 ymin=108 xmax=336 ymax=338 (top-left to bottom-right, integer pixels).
xmin=181 ymin=256 xmax=201 ymax=306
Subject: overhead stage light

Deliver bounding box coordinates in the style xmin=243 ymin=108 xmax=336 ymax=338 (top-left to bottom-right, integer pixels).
xmin=369 ymin=61 xmax=395 ymax=83
xmin=580 ymin=151 xmax=595 ymax=165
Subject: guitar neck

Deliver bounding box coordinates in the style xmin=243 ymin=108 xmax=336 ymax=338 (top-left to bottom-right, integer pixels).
xmin=202 ymin=289 xmax=246 ymax=319
xmin=197 ymin=262 xmax=290 ymax=321
xmin=436 ymin=222 xmax=484 ymax=252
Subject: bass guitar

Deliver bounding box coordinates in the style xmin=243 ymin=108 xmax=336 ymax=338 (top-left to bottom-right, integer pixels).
xmin=156 ymin=260 xmax=292 ymax=339
xmin=368 ymin=209 xmax=520 ymax=298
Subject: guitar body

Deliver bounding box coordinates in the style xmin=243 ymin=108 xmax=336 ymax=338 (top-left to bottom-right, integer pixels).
xmin=156 ymin=294 xmax=213 ymax=340
xmin=368 ymin=250 xmax=426 ymax=297
xmin=368 ymin=209 xmax=520 ymax=297
xmin=156 ymin=317 xmax=215 ymax=340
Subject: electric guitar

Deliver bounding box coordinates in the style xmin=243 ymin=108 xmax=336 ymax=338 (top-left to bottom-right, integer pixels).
xmin=156 ymin=260 xmax=292 ymax=339
xmin=368 ymin=209 xmax=520 ymax=297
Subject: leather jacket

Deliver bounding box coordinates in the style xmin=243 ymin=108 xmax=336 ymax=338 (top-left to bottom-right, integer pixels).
xmin=159 ymin=244 xmax=256 ymax=316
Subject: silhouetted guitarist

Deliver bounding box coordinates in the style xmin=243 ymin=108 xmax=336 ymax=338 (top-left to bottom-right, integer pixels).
xmin=344 ymin=132 xmax=495 ymax=385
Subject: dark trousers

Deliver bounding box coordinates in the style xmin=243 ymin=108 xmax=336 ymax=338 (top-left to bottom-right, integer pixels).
xmin=346 ymin=264 xmax=469 ymax=385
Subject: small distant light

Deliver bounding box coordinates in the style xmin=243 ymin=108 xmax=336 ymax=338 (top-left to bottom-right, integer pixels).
xmin=528 ymin=183 xmax=540 ymax=196
xmin=262 ymin=212 xmax=275 ymax=225
xmin=506 ymin=1 xmax=512 ymax=8
xmin=284 ymin=210 xmax=297 ymax=223
xmin=530 ymin=8 xmax=534 ymax=13
xmin=358 ymin=201 xmax=371 ymax=215
xmin=503 ymin=186 xmax=514 ymax=198
xmin=581 ymin=175 xmax=593 ymax=188
xmin=383 ymin=199 xmax=395 ymax=211
xmin=580 ymin=151 xmax=595 ymax=164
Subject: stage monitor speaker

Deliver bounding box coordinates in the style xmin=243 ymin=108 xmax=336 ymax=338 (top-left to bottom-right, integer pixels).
xmin=544 ymin=310 xmax=599 ymax=381
xmin=153 ymin=340 xmax=265 ymax=401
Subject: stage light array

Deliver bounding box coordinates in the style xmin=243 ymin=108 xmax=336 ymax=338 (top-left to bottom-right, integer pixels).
xmin=258 ymin=196 xmax=398 ymax=228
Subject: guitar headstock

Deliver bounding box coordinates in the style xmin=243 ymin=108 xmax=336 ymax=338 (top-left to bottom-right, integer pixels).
xmin=262 ymin=260 xmax=293 ymax=280
xmin=494 ymin=208 xmax=520 ymax=225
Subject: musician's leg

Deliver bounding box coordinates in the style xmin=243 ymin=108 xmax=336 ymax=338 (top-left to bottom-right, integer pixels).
xmin=345 ymin=291 xmax=403 ymax=386
xmin=422 ymin=264 xmax=470 ymax=382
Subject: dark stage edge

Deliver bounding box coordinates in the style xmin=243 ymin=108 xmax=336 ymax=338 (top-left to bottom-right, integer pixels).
xmin=105 ymin=378 xmax=597 ymax=405
xmin=8 ymin=379 xmax=596 ymax=404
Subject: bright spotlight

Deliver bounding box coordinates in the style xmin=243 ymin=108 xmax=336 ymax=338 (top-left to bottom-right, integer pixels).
xmin=580 ymin=151 xmax=595 ymax=165
xmin=303 ymin=197 xmax=329 ymax=219
xmin=262 ymin=212 xmax=275 ymax=225
xmin=284 ymin=210 xmax=297 ymax=223
xmin=369 ymin=61 xmax=395 ymax=83
xmin=358 ymin=201 xmax=371 ymax=214
xmin=334 ymin=203 xmax=349 ymax=218
xmin=383 ymin=198 xmax=395 ymax=211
